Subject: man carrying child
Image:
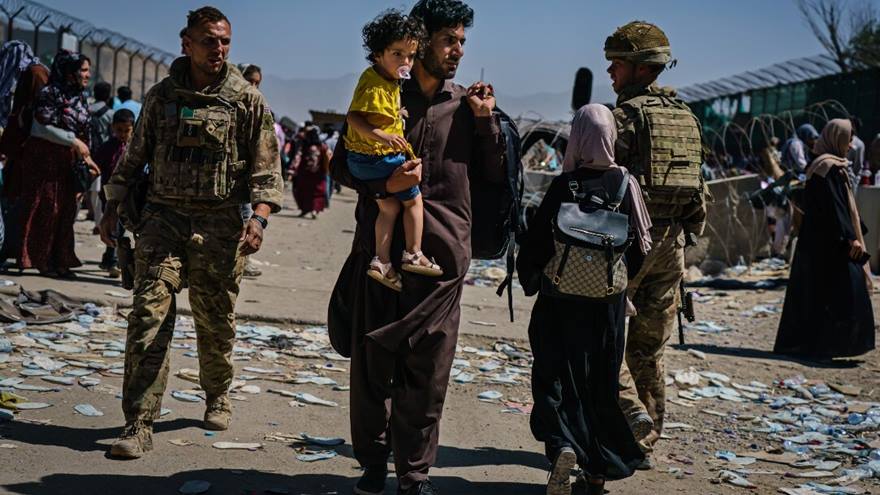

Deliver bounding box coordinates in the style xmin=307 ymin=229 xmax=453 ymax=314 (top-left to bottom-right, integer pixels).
xmin=328 ymin=1 xmax=505 ymax=493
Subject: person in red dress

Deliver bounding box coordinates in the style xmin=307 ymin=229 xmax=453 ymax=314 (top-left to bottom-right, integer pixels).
xmin=17 ymin=51 xmax=97 ymax=278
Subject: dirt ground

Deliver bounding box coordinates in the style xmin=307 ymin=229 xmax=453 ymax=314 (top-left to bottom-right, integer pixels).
xmin=0 ymin=188 xmax=879 ymax=495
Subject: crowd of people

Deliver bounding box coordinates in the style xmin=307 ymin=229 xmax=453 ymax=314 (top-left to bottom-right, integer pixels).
xmin=0 ymin=39 xmax=340 ymax=282
xmin=0 ymin=2 xmax=876 ymax=495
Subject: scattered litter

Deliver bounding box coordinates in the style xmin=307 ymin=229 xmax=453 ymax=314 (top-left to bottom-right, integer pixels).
xmin=295 ymin=448 xmax=338 ymax=462
xmin=717 ymin=470 xmax=756 ymax=488
xmin=169 ymin=439 xmax=195 ymax=446
xmin=478 ymin=390 xmax=503 ymax=401
xmin=289 ymin=392 xmax=338 ymax=407
xmin=453 ymin=373 xmax=474 ymax=384
xmin=664 ymin=422 xmax=694 ymax=430
xmin=298 ymin=433 xmax=345 ymax=447
xmin=171 ymin=390 xmax=203 ymax=403
xmin=468 ymin=320 xmax=497 ymax=327
xmin=686 ymin=349 xmax=707 ymax=360
xmin=238 ymin=385 xmax=261 ymax=394
xmin=73 ymin=404 xmax=103 ymax=417
xmin=104 ymin=290 xmax=129 ymax=299
xmin=15 ymin=402 xmax=51 ymax=410
xmin=41 ymin=376 xmax=74 ymax=386
xmin=828 ymin=383 xmax=861 ymax=396
xmin=674 ymin=369 xmax=701 ymax=388
xmin=212 ymin=442 xmax=263 ymax=450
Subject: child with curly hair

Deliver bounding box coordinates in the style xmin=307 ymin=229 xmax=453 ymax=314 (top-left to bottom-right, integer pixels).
xmin=346 ymin=9 xmax=442 ymax=292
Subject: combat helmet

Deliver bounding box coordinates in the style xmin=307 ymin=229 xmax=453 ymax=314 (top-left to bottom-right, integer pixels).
xmin=604 ymin=21 xmax=671 ymax=65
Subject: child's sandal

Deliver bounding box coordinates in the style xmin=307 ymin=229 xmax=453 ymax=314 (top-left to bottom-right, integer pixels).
xmin=366 ymin=257 xmax=402 ymax=292
xmin=400 ymin=250 xmax=443 ymax=277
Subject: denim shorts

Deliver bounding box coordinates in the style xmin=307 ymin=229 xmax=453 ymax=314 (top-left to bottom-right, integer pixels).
xmin=347 ymin=151 xmax=420 ymax=201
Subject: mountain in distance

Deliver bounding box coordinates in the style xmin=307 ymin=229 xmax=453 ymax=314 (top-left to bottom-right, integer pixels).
xmin=260 ymin=72 xmax=617 ymax=125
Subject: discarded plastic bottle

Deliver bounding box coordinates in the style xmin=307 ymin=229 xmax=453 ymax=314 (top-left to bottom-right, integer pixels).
xmin=847 ymin=413 xmax=865 ymax=425
xmin=782 ymin=440 xmax=809 ymax=455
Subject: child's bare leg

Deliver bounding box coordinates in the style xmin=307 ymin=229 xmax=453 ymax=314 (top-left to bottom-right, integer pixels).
xmin=401 ymin=195 xmax=423 ymax=255
xmin=375 ymin=198 xmax=401 ymax=264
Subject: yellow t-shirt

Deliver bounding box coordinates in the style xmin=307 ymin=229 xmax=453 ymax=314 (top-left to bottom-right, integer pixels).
xmin=344 ymin=66 xmax=409 ymax=156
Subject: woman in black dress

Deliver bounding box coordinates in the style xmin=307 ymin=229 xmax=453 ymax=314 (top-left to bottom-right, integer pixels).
xmin=517 ymin=104 xmax=652 ymax=495
xmin=775 ymin=118 xmax=875 ymax=358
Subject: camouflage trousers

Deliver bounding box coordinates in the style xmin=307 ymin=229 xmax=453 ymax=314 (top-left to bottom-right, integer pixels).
xmin=618 ymin=226 xmax=684 ymax=442
xmin=121 ymin=205 xmax=244 ymax=423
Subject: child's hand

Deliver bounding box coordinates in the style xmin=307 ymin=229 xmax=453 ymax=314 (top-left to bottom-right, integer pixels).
xmin=373 ymin=129 xmax=409 ymax=152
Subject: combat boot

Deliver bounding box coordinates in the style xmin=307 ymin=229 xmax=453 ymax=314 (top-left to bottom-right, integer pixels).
xmin=204 ymin=394 xmax=232 ymax=431
xmin=110 ymin=421 xmax=153 ymax=459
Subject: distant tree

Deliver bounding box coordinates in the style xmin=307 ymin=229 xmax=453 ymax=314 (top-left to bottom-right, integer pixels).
xmin=797 ymin=0 xmax=880 ymax=71
xmin=849 ymin=3 xmax=880 ymax=68
xmin=797 ymin=0 xmax=852 ymax=71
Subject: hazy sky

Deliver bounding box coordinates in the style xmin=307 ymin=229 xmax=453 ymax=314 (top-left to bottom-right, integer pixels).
xmin=39 ymin=0 xmax=829 ymax=95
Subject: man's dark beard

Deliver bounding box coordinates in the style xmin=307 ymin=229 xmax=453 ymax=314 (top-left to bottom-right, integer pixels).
xmin=421 ymin=51 xmax=456 ymax=80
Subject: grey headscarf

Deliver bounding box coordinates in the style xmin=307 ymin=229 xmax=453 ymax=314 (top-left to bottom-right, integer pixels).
xmin=562 ymin=104 xmax=653 ymax=254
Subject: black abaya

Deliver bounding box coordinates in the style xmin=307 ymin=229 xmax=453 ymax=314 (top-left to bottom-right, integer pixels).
xmin=517 ymin=168 xmax=645 ymax=479
xmin=774 ymin=167 xmax=875 ymax=358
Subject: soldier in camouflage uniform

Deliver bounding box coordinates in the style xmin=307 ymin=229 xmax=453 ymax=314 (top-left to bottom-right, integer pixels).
xmin=604 ymin=21 xmax=707 ymax=465
xmin=99 ymin=7 xmax=283 ymax=459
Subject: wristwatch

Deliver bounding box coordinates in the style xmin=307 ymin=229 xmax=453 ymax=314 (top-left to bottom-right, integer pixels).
xmin=250 ymin=214 xmax=268 ymax=229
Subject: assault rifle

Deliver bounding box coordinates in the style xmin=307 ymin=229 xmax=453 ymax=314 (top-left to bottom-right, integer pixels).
xmin=677 ymin=233 xmax=698 ymax=345
xmin=678 ymin=280 xmax=695 ymax=345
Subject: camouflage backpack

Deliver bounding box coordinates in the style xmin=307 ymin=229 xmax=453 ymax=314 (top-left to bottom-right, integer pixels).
xmin=620 ymin=94 xmax=703 ymax=202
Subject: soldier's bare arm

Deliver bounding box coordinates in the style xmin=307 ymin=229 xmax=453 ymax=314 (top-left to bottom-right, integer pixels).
xmin=239 ymin=91 xmax=283 ymax=255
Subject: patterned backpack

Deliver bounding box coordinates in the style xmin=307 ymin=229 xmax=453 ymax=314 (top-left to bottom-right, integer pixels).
xmin=542 ymin=173 xmax=632 ymax=301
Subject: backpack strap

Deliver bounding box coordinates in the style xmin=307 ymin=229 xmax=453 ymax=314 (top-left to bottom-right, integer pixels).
xmin=608 ymin=171 xmax=630 ymax=210
xmin=93 ymin=104 xmax=111 ymax=119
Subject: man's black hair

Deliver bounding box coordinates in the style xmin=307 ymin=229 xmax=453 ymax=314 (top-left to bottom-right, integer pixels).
xmin=361 ymin=10 xmax=426 ymax=63
xmin=180 ymin=6 xmax=230 ymax=38
xmin=117 ymin=86 xmax=133 ymax=102
xmin=94 ymin=81 xmax=112 ymax=103
xmin=243 ymin=64 xmax=261 ymax=79
xmin=409 ymin=0 xmax=473 ymax=36
xmin=113 ymin=108 xmax=136 ymax=125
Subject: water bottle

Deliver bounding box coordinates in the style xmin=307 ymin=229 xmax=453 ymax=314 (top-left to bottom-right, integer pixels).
xmin=847 ymin=413 xmax=865 ymax=425
xmin=783 ymin=440 xmax=809 ymax=455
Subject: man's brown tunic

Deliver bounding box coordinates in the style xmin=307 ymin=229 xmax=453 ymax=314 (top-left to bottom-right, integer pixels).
xmin=329 ymin=76 xmax=504 ymax=487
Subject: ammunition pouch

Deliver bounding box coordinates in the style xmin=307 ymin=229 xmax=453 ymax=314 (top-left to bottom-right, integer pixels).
xmin=150 ymin=99 xmax=243 ymax=202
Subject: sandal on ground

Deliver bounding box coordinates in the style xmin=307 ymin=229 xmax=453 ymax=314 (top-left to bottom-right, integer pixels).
xmin=366 ymin=257 xmax=402 ymax=292
xmin=400 ymin=250 xmax=443 ymax=277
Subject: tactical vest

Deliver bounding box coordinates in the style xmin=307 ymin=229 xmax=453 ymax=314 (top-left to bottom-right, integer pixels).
xmin=620 ymin=94 xmax=703 ymax=210
xmin=150 ymin=81 xmax=248 ymax=203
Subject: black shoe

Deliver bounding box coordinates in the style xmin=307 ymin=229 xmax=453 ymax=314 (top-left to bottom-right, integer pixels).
xmin=398 ymin=479 xmax=437 ymax=495
xmin=354 ymin=466 xmax=387 ymax=495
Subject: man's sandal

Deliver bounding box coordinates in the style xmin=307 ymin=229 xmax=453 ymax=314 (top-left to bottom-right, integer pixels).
xmin=367 ymin=257 xmax=402 ymax=292
xmin=400 ymin=250 xmax=443 ymax=277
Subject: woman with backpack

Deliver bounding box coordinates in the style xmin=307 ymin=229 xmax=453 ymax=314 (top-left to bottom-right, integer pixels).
xmin=517 ymin=104 xmax=652 ymax=495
